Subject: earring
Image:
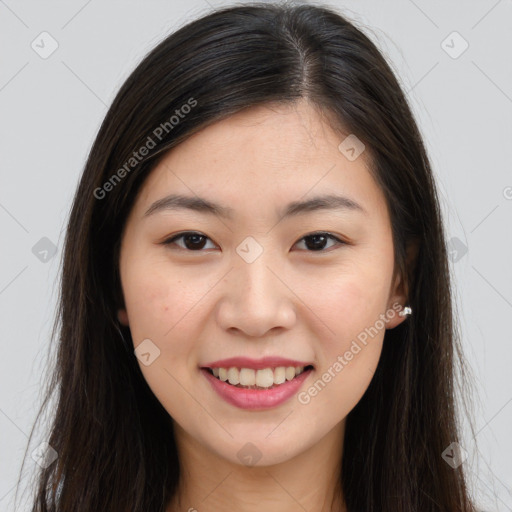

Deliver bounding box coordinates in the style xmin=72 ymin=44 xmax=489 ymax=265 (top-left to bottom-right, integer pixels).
xmin=398 ymin=306 xmax=412 ymax=317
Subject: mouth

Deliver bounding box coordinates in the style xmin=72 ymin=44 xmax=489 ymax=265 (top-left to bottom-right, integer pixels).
xmin=202 ymin=364 xmax=315 ymax=390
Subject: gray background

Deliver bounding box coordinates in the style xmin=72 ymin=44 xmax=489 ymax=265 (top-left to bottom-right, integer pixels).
xmin=1 ymin=0 xmax=511 ymax=510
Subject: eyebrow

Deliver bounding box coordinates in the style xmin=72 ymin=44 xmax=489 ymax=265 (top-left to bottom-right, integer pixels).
xmin=143 ymin=192 xmax=367 ymax=220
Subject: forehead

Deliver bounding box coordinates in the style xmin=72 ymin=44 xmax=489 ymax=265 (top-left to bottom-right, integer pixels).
xmin=132 ymin=100 xmax=388 ymax=223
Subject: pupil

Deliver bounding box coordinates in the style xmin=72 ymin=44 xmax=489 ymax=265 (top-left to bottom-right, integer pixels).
xmin=185 ymin=234 xmax=206 ymax=250
xmin=306 ymin=234 xmax=326 ymax=251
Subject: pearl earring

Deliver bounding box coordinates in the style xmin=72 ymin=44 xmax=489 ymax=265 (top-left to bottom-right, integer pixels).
xmin=398 ymin=306 xmax=412 ymax=317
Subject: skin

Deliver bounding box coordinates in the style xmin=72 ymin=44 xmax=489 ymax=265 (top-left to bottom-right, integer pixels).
xmin=117 ymin=99 xmax=412 ymax=511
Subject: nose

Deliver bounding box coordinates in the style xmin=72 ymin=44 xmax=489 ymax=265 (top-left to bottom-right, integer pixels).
xmin=216 ymin=250 xmax=297 ymax=338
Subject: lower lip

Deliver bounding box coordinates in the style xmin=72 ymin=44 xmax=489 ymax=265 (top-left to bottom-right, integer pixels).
xmin=200 ymin=367 xmax=313 ymax=410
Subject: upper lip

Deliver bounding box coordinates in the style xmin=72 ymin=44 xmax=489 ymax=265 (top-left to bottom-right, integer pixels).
xmin=200 ymin=356 xmax=314 ymax=370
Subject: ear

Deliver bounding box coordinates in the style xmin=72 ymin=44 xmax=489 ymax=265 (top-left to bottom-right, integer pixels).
xmin=117 ymin=307 xmax=129 ymax=326
xmin=386 ymin=239 xmax=419 ymax=330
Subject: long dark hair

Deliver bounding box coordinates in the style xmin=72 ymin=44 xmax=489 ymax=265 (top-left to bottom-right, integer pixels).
xmin=17 ymin=2 xmax=477 ymax=510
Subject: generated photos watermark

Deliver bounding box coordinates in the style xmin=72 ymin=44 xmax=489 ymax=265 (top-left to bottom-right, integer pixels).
xmin=94 ymin=97 xmax=197 ymax=200
xmin=297 ymin=302 xmax=404 ymax=405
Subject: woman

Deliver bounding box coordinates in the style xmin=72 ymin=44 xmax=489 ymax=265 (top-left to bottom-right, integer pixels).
xmin=20 ymin=2 xmax=478 ymax=510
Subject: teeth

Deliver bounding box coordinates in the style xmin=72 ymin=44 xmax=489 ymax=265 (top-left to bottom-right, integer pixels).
xmin=256 ymin=368 xmax=274 ymax=388
xmin=285 ymin=367 xmax=296 ymax=381
xmin=239 ymin=368 xmax=255 ymax=386
xmin=209 ymin=365 xmax=308 ymax=388
xmin=273 ymin=366 xmax=286 ymax=384
xmin=227 ymin=367 xmax=240 ymax=385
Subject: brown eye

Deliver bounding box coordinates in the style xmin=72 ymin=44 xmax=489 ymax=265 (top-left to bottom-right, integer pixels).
xmin=163 ymin=232 xmax=216 ymax=251
xmin=162 ymin=231 xmax=345 ymax=252
xmin=294 ymin=232 xmax=345 ymax=252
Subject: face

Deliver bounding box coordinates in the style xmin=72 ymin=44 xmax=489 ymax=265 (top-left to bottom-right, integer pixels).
xmin=118 ymin=99 xmax=408 ymax=467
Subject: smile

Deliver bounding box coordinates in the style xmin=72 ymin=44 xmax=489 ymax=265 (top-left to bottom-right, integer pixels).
xmin=206 ymin=365 xmax=313 ymax=389
xmin=200 ymin=365 xmax=314 ymax=410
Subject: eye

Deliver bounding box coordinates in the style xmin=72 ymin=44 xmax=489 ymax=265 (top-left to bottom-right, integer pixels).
xmin=162 ymin=231 xmax=346 ymax=252
xmin=293 ymin=232 xmax=345 ymax=252
xmin=163 ymin=231 xmax=217 ymax=251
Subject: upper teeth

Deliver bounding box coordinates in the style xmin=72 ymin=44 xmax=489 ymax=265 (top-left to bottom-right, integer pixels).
xmin=211 ymin=366 xmax=306 ymax=388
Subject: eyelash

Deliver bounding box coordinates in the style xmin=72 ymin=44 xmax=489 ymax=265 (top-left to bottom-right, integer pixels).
xmin=161 ymin=231 xmax=346 ymax=253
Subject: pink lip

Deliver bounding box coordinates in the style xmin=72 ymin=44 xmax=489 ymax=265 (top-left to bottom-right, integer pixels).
xmin=200 ymin=356 xmax=314 ymax=370
xmin=201 ymin=367 xmax=313 ymax=410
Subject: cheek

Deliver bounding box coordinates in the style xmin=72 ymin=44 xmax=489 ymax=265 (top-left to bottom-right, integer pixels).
xmin=299 ymin=263 xmax=389 ymax=408
xmin=121 ymin=263 xmax=204 ymax=411
xmin=121 ymin=259 xmax=217 ymax=362
xmin=300 ymin=277 xmax=385 ymax=418
xmin=120 ymin=260 xmax=183 ymax=353
xmin=122 ymin=253 xmax=185 ymax=325
xmin=307 ymin=269 xmax=389 ymax=348
xmin=123 ymin=272 xmax=170 ymax=331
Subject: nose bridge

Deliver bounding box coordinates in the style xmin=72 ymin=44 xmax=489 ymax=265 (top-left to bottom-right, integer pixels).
xmin=234 ymin=237 xmax=281 ymax=302
xmin=218 ymin=236 xmax=296 ymax=336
